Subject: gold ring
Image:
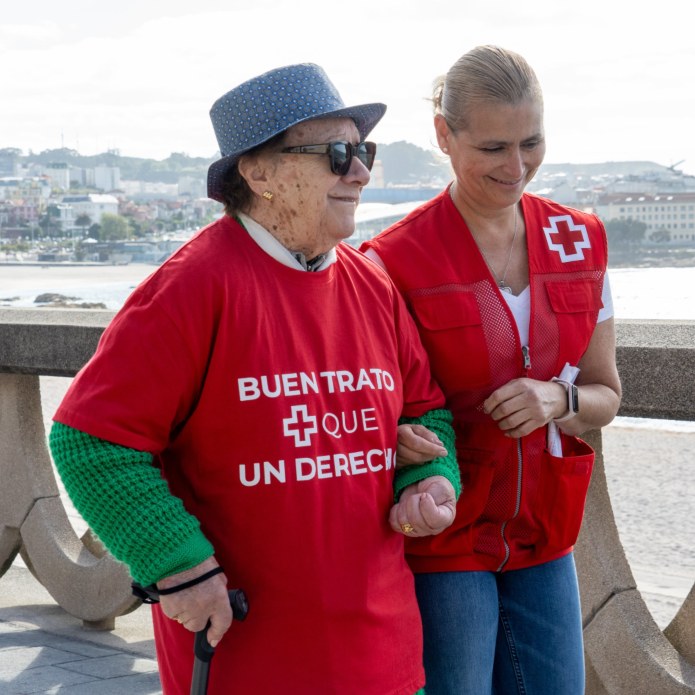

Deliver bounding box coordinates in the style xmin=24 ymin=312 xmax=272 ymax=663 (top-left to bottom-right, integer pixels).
xmin=401 ymin=522 xmax=414 ymax=534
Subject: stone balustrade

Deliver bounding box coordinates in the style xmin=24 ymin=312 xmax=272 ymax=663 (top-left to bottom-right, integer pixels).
xmin=1 ymin=308 xmax=694 ymax=692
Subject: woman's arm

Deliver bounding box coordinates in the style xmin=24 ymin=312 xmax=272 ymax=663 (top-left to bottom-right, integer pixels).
xmin=49 ymin=421 xmax=214 ymax=586
xmin=556 ymin=316 xmax=622 ymax=436
xmin=393 ymin=408 xmax=460 ymax=500
xmin=50 ymin=422 xmax=236 ymax=646
xmin=483 ymin=318 xmax=622 ymax=438
xmin=390 ymin=408 xmax=461 ymax=537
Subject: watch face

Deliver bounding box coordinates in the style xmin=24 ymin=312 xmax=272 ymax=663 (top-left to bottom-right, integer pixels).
xmin=570 ymin=384 xmax=579 ymax=412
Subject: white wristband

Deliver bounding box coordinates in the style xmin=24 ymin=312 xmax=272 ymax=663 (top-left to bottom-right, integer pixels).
xmin=552 ymin=377 xmax=579 ymax=422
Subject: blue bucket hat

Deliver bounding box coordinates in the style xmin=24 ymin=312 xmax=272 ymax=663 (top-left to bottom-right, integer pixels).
xmin=207 ymin=63 xmax=387 ymax=202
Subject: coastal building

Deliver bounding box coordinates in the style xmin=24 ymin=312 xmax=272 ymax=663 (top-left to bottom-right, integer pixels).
xmin=0 ymin=177 xmax=49 ymax=204
xmin=60 ymin=193 xmax=119 ymax=227
xmin=67 ymin=165 xmax=122 ymax=192
xmin=0 ymin=177 xmax=50 ymax=235
xmin=44 ymin=162 xmax=70 ymax=191
xmin=54 ymin=203 xmax=75 ymax=232
xmin=0 ymin=149 xmax=20 ymax=177
xmin=528 ymin=179 xmax=586 ymax=207
xmin=595 ymin=192 xmax=695 ymax=241
xmin=119 ymin=180 xmax=178 ymax=200
xmin=92 ymin=166 xmax=121 ymax=192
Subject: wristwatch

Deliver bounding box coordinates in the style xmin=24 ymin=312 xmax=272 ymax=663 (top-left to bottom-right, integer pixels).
xmin=552 ymin=377 xmax=579 ymax=422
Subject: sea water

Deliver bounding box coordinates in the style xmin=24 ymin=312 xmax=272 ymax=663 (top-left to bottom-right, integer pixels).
xmin=0 ymin=262 xmax=157 ymax=310
xmin=2 ymin=262 xmax=695 ymax=317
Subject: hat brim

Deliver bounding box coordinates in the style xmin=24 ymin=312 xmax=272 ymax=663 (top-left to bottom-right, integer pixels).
xmin=207 ymin=101 xmax=386 ymax=203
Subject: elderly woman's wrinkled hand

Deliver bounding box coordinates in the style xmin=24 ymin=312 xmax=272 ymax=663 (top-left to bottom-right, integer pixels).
xmin=157 ymin=557 xmax=232 ymax=649
xmin=390 ymin=475 xmax=457 ymax=537
xmin=396 ymin=424 xmax=448 ymax=467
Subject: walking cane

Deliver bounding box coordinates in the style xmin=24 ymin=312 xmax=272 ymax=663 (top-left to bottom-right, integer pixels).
xmin=190 ymin=588 xmax=249 ymax=695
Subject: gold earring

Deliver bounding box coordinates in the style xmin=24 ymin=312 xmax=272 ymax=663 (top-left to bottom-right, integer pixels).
xmin=262 ymin=191 xmax=274 ymax=201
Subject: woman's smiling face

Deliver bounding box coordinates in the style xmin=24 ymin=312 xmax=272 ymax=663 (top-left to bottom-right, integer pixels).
xmin=436 ymin=98 xmax=546 ymax=211
xmin=244 ymin=117 xmax=370 ymax=259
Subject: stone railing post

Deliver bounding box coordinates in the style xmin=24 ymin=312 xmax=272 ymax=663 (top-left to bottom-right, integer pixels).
xmin=0 ymin=308 xmax=138 ymax=629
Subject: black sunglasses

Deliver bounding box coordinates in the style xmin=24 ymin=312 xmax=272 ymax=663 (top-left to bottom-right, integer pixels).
xmin=281 ymin=141 xmax=377 ymax=176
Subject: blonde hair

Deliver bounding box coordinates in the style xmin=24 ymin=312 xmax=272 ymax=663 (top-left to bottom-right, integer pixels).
xmin=432 ymin=45 xmax=543 ymax=131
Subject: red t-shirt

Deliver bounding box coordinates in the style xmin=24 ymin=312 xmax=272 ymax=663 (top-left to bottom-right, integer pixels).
xmin=55 ymin=216 xmax=444 ymax=695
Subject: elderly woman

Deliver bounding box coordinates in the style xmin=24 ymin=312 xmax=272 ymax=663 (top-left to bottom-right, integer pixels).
xmin=48 ymin=64 xmax=460 ymax=695
xmin=362 ymin=46 xmax=621 ymax=694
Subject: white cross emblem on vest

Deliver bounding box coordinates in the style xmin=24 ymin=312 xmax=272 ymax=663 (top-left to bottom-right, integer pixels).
xmin=543 ymin=215 xmax=591 ymax=262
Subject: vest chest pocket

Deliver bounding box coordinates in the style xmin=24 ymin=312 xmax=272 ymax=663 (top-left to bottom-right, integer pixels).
xmin=545 ymin=279 xmax=603 ymax=365
xmin=545 ymin=279 xmax=602 ymax=314
xmin=409 ymin=290 xmax=491 ymax=390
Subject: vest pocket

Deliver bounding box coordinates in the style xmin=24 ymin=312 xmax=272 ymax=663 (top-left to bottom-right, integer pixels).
xmin=456 ymin=446 xmax=497 ymax=527
xmin=409 ymin=291 xmax=491 ymax=389
xmin=533 ymin=436 xmax=595 ymax=555
xmin=415 ymin=446 xmax=497 ymax=558
xmin=545 ymin=279 xmax=603 ymax=314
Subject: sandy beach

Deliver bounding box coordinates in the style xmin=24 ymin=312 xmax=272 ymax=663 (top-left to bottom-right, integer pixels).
xmin=29 ymin=375 xmax=695 ymax=631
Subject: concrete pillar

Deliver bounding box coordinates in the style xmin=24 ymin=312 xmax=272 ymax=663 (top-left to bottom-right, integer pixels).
xmin=0 ymin=372 xmax=139 ymax=629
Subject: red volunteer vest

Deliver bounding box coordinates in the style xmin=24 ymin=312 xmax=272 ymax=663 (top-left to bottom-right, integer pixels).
xmin=362 ymin=189 xmax=607 ymax=572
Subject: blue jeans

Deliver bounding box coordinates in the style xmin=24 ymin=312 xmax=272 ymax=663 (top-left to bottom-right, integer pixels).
xmin=414 ymin=553 xmax=584 ymax=695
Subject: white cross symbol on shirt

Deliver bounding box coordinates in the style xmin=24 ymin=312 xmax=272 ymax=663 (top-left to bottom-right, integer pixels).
xmin=543 ymin=215 xmax=591 ymax=262
xmin=283 ymin=404 xmax=318 ymax=447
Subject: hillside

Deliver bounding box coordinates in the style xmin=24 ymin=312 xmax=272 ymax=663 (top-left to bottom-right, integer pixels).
xmin=3 ymin=142 xmax=452 ymax=187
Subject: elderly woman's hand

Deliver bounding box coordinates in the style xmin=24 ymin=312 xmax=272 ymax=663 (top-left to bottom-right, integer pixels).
xmin=397 ymin=423 xmax=448 ymax=467
xmin=390 ymin=475 xmax=457 ymax=537
xmin=157 ymin=557 xmax=232 ymax=648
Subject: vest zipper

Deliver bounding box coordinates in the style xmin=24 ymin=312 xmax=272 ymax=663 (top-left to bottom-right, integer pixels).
xmin=521 ymin=345 xmax=532 ymax=372
xmin=496 ymin=438 xmax=524 ymax=571
xmin=496 ymin=345 xmax=531 ymax=569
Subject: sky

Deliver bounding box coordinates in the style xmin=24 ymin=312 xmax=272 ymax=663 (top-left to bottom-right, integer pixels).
xmin=2 ymin=0 xmax=695 ymax=175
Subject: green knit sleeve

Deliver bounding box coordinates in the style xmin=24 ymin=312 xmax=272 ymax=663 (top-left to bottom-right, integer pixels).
xmin=393 ymin=408 xmax=461 ymax=501
xmin=49 ymin=421 xmax=214 ymax=586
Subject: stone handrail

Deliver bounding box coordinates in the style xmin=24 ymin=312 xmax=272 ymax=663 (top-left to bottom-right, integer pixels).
xmin=1 ymin=308 xmax=694 ymax=692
